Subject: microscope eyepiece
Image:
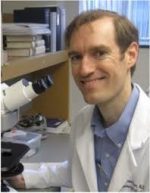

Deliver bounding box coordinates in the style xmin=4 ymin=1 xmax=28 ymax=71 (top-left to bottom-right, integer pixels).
xmin=32 ymin=75 xmax=53 ymax=94
xmin=2 ymin=74 xmax=53 ymax=113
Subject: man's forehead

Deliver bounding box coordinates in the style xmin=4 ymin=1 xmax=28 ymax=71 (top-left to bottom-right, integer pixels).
xmin=69 ymin=17 xmax=116 ymax=51
xmin=71 ymin=17 xmax=115 ymax=42
xmin=77 ymin=17 xmax=114 ymax=32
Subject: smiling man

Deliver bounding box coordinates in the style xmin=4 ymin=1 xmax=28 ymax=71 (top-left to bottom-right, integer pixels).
xmin=65 ymin=10 xmax=149 ymax=191
xmin=8 ymin=10 xmax=149 ymax=192
xmin=68 ymin=16 xmax=138 ymax=126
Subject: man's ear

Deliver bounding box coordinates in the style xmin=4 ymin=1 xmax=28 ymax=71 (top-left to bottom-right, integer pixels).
xmin=125 ymin=42 xmax=139 ymax=69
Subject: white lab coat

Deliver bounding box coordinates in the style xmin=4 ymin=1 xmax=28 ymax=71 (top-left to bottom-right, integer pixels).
xmin=23 ymin=84 xmax=150 ymax=192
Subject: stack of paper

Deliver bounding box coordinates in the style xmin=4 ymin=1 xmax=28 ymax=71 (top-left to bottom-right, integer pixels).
xmin=3 ymin=23 xmax=51 ymax=35
xmin=3 ymin=23 xmax=50 ymax=57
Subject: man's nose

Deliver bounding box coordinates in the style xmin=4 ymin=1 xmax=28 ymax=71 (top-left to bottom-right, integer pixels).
xmin=79 ymin=56 xmax=95 ymax=76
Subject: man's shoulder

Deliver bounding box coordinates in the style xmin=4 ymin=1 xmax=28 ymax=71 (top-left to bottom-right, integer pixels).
xmin=71 ymin=105 xmax=94 ymax=132
xmin=76 ymin=104 xmax=94 ymax=120
xmin=70 ymin=105 xmax=95 ymax=153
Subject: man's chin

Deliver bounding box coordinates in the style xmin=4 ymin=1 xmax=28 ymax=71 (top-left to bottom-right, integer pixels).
xmin=83 ymin=96 xmax=100 ymax=105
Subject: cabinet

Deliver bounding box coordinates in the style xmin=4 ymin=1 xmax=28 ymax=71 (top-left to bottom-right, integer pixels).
xmin=1 ymin=1 xmax=86 ymax=122
xmin=2 ymin=51 xmax=70 ymax=121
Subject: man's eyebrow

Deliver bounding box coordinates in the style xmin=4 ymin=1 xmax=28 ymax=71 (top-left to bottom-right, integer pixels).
xmin=89 ymin=45 xmax=111 ymax=53
xmin=68 ymin=45 xmax=111 ymax=57
xmin=68 ymin=51 xmax=81 ymax=57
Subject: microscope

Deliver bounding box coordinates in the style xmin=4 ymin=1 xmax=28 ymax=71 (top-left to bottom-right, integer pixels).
xmin=1 ymin=75 xmax=53 ymax=191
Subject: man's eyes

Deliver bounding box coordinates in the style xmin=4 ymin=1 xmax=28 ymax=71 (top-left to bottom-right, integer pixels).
xmin=93 ymin=50 xmax=107 ymax=59
xmin=70 ymin=54 xmax=82 ymax=62
xmin=69 ymin=49 xmax=108 ymax=63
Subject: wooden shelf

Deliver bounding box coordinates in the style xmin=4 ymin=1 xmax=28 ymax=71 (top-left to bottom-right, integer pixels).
xmin=1 ymin=3 xmax=73 ymax=122
xmin=2 ymin=50 xmax=68 ymax=81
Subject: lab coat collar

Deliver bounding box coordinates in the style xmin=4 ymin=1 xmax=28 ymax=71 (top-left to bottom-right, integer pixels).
xmin=108 ymin=85 xmax=150 ymax=191
xmin=76 ymin=118 xmax=98 ymax=192
xmin=127 ymin=85 xmax=150 ymax=150
xmin=108 ymin=139 xmax=137 ymax=191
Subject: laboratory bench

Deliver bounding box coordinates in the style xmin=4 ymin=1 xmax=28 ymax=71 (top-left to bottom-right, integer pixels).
xmin=20 ymin=133 xmax=70 ymax=192
xmin=22 ymin=133 xmax=70 ymax=163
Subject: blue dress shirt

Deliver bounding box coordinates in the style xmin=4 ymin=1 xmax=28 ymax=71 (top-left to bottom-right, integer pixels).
xmin=91 ymin=85 xmax=139 ymax=191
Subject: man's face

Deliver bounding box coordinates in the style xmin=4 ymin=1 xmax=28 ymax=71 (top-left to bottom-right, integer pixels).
xmin=68 ymin=18 xmax=137 ymax=105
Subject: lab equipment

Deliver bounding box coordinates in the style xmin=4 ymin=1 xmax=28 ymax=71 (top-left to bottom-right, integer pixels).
xmin=1 ymin=74 xmax=53 ymax=132
xmin=1 ymin=74 xmax=53 ymax=192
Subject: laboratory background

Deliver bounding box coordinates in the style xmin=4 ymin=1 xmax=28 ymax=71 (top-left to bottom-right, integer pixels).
xmin=1 ymin=0 xmax=150 ymax=192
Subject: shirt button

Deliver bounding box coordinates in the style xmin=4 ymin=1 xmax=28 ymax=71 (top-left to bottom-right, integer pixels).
xmin=105 ymin=153 xmax=110 ymax=158
xmin=117 ymin=143 xmax=122 ymax=148
xmin=104 ymin=182 xmax=108 ymax=186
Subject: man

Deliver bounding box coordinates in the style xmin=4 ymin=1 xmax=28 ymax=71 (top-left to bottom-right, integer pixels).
xmin=8 ymin=9 xmax=149 ymax=192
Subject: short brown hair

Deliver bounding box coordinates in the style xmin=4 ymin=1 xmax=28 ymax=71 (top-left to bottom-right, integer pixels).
xmin=65 ymin=9 xmax=139 ymax=75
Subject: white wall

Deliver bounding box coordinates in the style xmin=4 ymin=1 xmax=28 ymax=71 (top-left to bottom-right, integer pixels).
xmin=132 ymin=48 xmax=150 ymax=92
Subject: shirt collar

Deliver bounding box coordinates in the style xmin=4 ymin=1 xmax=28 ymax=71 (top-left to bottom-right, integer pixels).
xmin=91 ymin=84 xmax=139 ymax=146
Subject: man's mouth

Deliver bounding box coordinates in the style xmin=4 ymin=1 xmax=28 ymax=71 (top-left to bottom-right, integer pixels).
xmin=80 ymin=76 xmax=106 ymax=85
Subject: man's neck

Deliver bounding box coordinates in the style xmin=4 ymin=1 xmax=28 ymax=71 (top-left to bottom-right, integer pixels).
xmin=97 ymin=84 xmax=132 ymax=128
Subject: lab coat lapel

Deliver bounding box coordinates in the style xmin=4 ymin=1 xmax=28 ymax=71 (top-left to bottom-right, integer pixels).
xmin=108 ymin=139 xmax=137 ymax=191
xmin=76 ymin=122 xmax=97 ymax=191
xmin=108 ymin=87 xmax=150 ymax=191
